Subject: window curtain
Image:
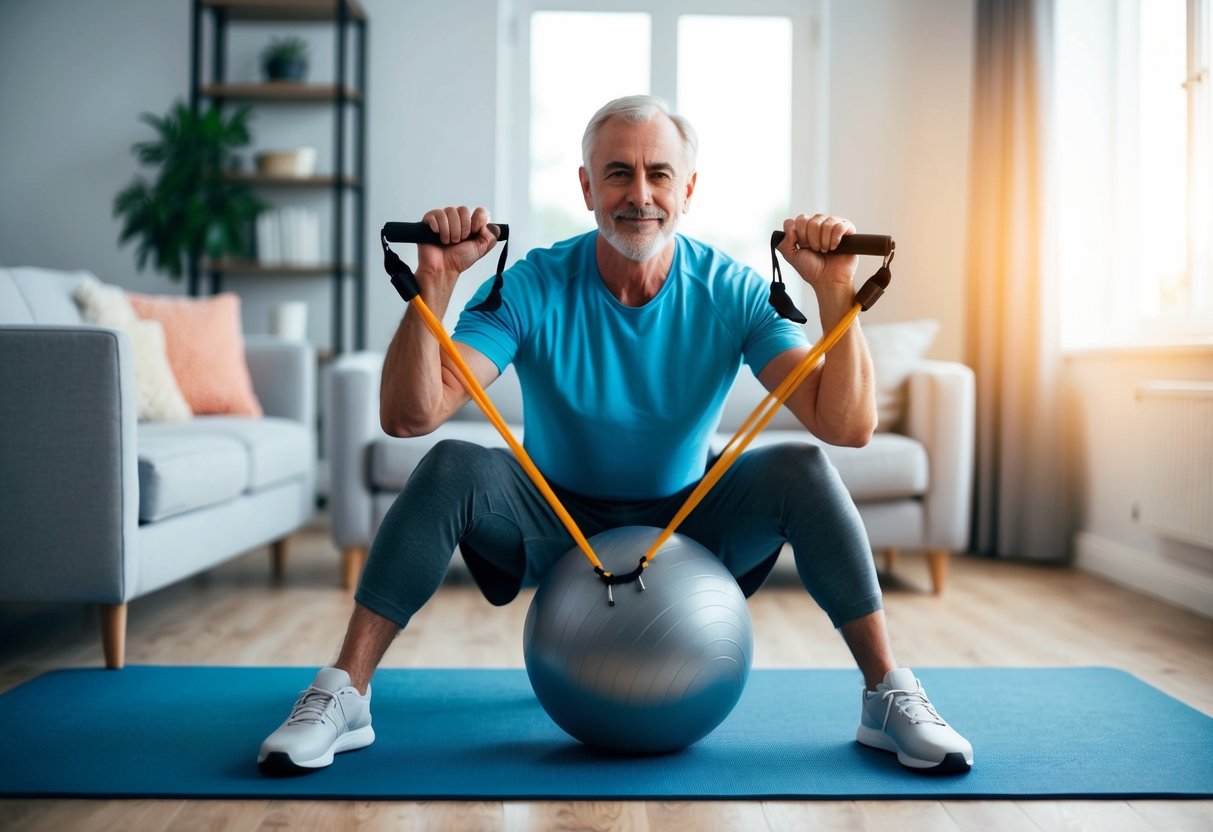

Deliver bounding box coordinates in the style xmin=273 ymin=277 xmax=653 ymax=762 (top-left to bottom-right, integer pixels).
xmin=966 ymin=0 xmax=1071 ymax=560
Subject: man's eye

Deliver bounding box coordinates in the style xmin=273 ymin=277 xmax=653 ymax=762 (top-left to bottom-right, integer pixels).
xmin=607 ymin=171 xmax=628 ymax=179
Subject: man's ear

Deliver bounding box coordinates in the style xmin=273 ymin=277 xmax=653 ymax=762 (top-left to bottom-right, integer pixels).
xmin=579 ymin=166 xmax=594 ymax=210
xmin=682 ymin=170 xmax=698 ymax=213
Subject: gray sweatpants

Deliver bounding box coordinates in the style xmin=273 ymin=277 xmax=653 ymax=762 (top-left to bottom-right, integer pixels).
xmin=355 ymin=440 xmax=883 ymax=630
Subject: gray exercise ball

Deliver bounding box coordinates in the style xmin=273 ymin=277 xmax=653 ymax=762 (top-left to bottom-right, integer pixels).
xmin=523 ymin=525 xmax=753 ymax=754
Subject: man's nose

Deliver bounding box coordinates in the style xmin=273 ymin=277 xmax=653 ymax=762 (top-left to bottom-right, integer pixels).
xmin=626 ymin=174 xmax=652 ymax=206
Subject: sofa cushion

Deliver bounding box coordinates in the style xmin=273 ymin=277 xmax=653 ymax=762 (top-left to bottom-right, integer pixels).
xmin=371 ymin=422 xmax=523 ymax=491
xmin=72 ymin=277 xmax=192 ymax=422
xmin=128 ymin=292 xmax=263 ymax=417
xmin=373 ymin=423 xmax=923 ymax=502
xmin=137 ymin=416 xmax=312 ymax=522
xmin=719 ymin=320 xmax=940 ymax=435
xmin=865 ymin=319 xmax=939 ymax=432
xmin=716 ymin=430 xmax=929 ymax=501
xmin=137 ymin=429 xmax=249 ymax=523
xmin=150 ymin=416 xmax=312 ymax=490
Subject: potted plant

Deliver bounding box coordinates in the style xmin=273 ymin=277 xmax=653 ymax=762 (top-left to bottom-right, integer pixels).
xmin=261 ymin=36 xmax=309 ymax=82
xmin=113 ymin=102 xmax=264 ymax=279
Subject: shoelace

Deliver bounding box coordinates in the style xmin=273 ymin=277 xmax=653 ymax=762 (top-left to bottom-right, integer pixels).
xmin=286 ymin=686 xmax=347 ymax=729
xmin=878 ymin=682 xmax=947 ymax=729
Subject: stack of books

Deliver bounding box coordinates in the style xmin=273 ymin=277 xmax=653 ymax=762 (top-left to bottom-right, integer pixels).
xmin=255 ymin=208 xmax=321 ymax=265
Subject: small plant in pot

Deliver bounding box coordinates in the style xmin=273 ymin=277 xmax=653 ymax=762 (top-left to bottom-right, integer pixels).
xmin=262 ymin=36 xmax=309 ymax=82
xmin=113 ymin=101 xmax=264 ymax=279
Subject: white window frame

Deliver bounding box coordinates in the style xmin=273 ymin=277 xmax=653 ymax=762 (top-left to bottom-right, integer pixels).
xmin=500 ymin=0 xmax=828 ymax=259
xmin=1055 ymin=0 xmax=1213 ymax=350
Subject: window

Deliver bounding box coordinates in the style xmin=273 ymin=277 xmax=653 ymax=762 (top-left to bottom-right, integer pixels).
xmin=1055 ymin=0 xmax=1213 ymax=348
xmin=510 ymin=1 xmax=823 ymax=280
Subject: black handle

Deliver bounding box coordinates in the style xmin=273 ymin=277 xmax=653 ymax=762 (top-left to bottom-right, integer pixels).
xmin=771 ymin=231 xmax=894 ymax=258
xmin=383 ymin=221 xmax=509 ymax=245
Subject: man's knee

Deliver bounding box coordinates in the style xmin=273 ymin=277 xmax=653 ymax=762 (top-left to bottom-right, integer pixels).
xmin=753 ymin=442 xmax=834 ymax=488
xmin=415 ymin=438 xmax=498 ymax=481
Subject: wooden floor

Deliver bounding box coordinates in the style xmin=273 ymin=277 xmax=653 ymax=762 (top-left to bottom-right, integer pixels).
xmin=2 ymin=520 xmax=1211 ymax=831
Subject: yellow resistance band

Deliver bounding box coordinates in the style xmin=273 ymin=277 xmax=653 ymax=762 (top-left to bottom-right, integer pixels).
xmin=386 ymin=229 xmax=890 ymax=585
xmin=638 ymin=303 xmax=863 ymax=566
xmin=412 ymin=293 xmax=862 ymax=576
xmin=405 ymin=295 xmax=606 ymax=573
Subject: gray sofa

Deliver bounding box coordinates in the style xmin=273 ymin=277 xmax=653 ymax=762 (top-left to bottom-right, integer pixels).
xmin=0 ymin=266 xmax=316 ymax=668
xmin=327 ymin=329 xmax=975 ymax=594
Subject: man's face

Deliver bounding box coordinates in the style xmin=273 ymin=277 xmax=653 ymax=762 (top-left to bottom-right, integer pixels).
xmin=579 ymin=115 xmax=697 ymax=262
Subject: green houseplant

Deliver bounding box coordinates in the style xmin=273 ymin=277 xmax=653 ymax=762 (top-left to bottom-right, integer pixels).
xmin=261 ymin=36 xmax=309 ymax=81
xmin=113 ymin=102 xmax=263 ymax=279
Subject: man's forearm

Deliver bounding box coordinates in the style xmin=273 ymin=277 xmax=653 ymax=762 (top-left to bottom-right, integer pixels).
xmin=379 ymin=268 xmax=462 ymax=436
xmin=812 ymin=286 xmax=878 ymax=445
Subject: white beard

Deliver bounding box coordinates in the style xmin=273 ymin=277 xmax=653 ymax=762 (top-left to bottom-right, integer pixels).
xmin=595 ymin=205 xmax=676 ymax=262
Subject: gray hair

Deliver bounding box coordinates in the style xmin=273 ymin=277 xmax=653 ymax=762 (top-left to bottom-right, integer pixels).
xmin=580 ymin=95 xmax=699 ymax=175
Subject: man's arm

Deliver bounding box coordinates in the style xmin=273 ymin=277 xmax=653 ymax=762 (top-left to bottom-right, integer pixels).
xmin=380 ymin=206 xmax=502 ymax=437
xmin=756 ymin=213 xmax=878 ymax=447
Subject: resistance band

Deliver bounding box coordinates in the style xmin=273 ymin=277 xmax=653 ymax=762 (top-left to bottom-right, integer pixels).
xmin=636 ymin=233 xmax=893 ymax=567
xmin=381 ymin=224 xmax=605 ymax=575
xmin=381 ymin=223 xmax=894 ymax=602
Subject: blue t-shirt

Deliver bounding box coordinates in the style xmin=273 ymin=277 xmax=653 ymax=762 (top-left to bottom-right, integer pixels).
xmin=453 ymin=231 xmax=806 ymax=499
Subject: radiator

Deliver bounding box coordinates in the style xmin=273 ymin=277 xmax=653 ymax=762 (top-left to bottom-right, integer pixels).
xmin=1135 ymin=381 xmax=1213 ymax=548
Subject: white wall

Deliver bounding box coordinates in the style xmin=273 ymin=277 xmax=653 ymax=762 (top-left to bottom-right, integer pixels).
xmin=0 ymin=0 xmax=975 ymax=361
xmin=0 ymin=0 xmax=186 ymax=291
xmin=827 ymin=0 xmax=975 ymax=362
xmin=1067 ymin=350 xmax=1213 ymax=617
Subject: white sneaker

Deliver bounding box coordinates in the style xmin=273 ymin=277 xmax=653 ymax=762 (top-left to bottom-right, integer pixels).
xmin=258 ymin=667 xmax=375 ymax=774
xmin=856 ymin=667 xmax=973 ymax=773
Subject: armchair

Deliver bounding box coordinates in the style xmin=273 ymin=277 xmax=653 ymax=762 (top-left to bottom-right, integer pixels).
xmin=326 ymin=333 xmax=974 ymax=594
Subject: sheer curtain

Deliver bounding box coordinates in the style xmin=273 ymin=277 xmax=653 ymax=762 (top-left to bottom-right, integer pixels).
xmin=965 ymin=0 xmax=1070 ymax=560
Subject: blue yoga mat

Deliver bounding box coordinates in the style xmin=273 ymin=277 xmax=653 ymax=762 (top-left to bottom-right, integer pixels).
xmin=1 ymin=666 xmax=1210 ymax=799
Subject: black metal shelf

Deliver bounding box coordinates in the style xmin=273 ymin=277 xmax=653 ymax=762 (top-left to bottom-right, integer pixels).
xmin=189 ymin=0 xmax=367 ymax=354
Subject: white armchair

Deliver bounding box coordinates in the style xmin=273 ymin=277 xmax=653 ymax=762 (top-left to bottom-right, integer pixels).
xmin=326 ymin=325 xmax=974 ymax=594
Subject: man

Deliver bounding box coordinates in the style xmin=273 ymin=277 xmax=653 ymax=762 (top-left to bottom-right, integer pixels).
xmin=259 ymin=95 xmax=974 ymax=774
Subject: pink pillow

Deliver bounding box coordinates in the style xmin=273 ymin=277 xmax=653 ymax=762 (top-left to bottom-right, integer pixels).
xmin=128 ymin=292 xmax=263 ymax=417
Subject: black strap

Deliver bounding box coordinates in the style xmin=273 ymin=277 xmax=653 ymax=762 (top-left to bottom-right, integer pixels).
xmin=594 ymin=559 xmax=649 ymax=606
xmin=769 ymin=230 xmax=808 ymax=323
xmin=381 ymin=225 xmax=509 ymax=312
xmin=767 ymin=231 xmax=896 ymax=321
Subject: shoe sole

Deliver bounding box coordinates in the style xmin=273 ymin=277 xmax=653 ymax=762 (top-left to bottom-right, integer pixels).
xmin=855 ymin=725 xmax=972 ymax=773
xmin=258 ymin=725 xmax=376 ymax=774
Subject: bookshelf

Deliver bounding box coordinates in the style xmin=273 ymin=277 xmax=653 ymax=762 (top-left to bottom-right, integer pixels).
xmin=189 ymin=0 xmax=367 ymax=353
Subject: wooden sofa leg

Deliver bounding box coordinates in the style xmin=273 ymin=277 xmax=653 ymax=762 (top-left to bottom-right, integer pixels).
xmin=343 ymin=547 xmax=366 ymax=591
xmin=881 ymin=548 xmax=899 ymax=574
xmin=101 ymin=603 xmax=127 ymax=669
xmin=271 ymin=537 xmax=289 ymax=578
xmin=927 ymin=549 xmax=950 ymax=595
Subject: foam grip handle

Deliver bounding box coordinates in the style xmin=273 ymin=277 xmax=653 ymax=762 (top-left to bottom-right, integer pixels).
xmin=771 ymin=231 xmax=894 ymax=258
xmin=383 ymin=221 xmax=508 ymax=245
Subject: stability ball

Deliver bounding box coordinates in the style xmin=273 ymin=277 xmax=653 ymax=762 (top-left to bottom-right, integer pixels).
xmin=523 ymin=526 xmax=753 ymax=754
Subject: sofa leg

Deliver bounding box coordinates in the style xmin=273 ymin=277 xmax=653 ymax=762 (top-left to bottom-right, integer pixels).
xmin=880 ymin=548 xmax=899 ymax=574
xmin=100 ymin=603 xmax=127 ymax=669
xmin=927 ymin=549 xmax=950 ymax=595
xmin=343 ymin=547 xmax=366 ymax=591
xmin=271 ymin=537 xmax=289 ymax=578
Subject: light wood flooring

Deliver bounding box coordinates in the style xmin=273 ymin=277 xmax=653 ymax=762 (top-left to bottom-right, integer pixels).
xmin=1 ymin=520 xmax=1211 ymax=831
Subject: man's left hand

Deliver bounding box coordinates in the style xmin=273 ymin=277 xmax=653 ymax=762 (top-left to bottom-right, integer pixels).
xmin=777 ymin=213 xmax=859 ymax=294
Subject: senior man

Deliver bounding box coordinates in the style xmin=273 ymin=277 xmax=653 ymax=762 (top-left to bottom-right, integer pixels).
xmin=259 ymin=95 xmax=973 ymax=775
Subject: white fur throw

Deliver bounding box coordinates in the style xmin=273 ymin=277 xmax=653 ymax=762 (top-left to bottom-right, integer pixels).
xmin=73 ymin=277 xmax=192 ymax=422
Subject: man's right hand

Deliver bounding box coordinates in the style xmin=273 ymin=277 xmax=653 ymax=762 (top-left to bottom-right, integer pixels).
xmin=418 ymin=205 xmax=498 ymax=281
xmin=382 ymin=204 xmax=501 ymax=437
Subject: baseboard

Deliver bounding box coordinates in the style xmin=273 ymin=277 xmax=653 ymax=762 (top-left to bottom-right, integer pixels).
xmin=1074 ymin=531 xmax=1213 ymax=619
